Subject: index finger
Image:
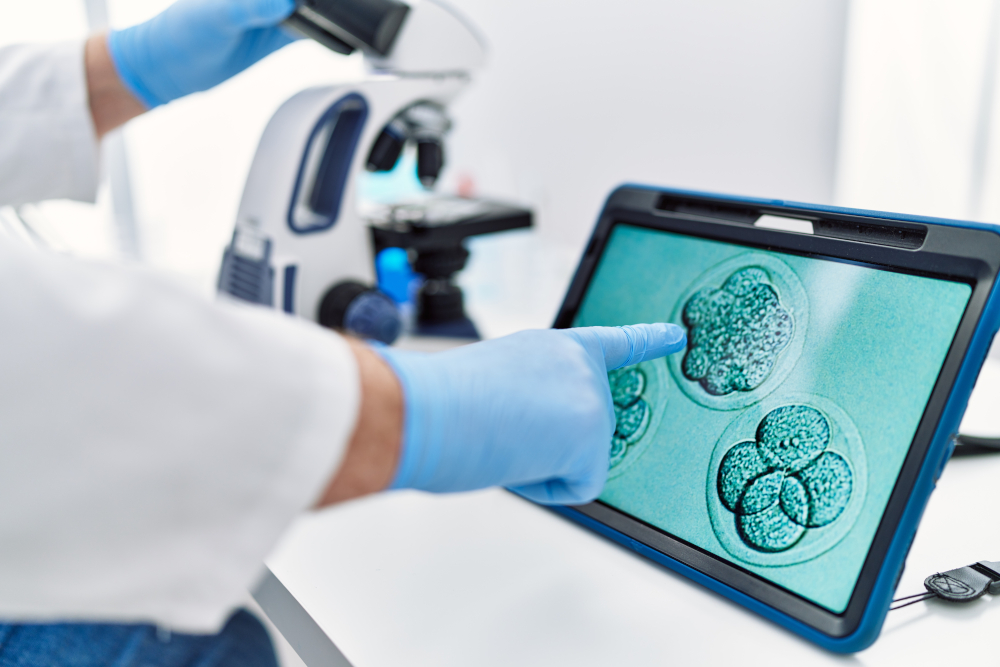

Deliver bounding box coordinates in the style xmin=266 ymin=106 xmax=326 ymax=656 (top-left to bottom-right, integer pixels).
xmin=569 ymin=323 xmax=687 ymax=370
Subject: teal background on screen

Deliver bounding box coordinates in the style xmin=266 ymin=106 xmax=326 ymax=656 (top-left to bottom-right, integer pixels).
xmin=573 ymin=224 xmax=972 ymax=613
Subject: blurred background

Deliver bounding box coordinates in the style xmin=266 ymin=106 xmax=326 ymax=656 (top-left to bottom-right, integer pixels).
xmin=2 ymin=0 xmax=996 ymax=337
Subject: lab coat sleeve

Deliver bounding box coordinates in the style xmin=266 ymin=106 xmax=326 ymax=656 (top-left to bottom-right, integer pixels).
xmin=0 ymin=41 xmax=100 ymax=206
xmin=0 ymin=239 xmax=360 ymax=632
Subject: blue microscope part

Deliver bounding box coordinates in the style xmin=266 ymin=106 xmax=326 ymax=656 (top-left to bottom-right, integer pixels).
xmin=376 ymin=247 xmax=415 ymax=305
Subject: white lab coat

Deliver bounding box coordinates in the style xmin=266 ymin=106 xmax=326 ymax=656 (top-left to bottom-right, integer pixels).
xmin=0 ymin=42 xmax=360 ymax=632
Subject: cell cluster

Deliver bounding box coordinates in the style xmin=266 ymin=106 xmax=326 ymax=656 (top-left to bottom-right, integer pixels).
xmin=682 ymin=267 xmax=794 ymax=396
xmin=609 ymin=366 xmax=651 ymax=468
xmin=717 ymin=405 xmax=853 ymax=553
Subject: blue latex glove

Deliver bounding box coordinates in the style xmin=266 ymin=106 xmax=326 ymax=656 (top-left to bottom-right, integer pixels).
xmin=107 ymin=0 xmax=298 ymax=109
xmin=378 ymin=323 xmax=687 ymax=505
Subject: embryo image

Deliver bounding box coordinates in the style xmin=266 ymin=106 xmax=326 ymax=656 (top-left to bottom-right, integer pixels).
xmin=716 ymin=405 xmax=853 ymax=553
xmin=682 ymin=267 xmax=794 ymax=397
xmin=609 ymin=366 xmax=651 ymax=468
xmin=605 ymin=358 xmax=670 ymax=478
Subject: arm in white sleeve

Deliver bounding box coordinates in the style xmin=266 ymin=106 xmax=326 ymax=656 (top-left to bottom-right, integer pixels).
xmin=0 ymin=42 xmax=99 ymax=206
xmin=0 ymin=238 xmax=359 ymax=632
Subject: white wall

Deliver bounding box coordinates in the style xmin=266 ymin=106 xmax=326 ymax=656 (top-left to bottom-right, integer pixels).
xmin=441 ymin=0 xmax=850 ymax=249
xmin=835 ymin=0 xmax=1000 ymax=223
xmin=446 ymin=0 xmax=851 ymax=333
xmin=0 ymin=2 xmax=87 ymax=43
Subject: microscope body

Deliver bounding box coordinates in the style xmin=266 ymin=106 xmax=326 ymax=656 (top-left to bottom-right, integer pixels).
xmin=218 ymin=0 xmax=485 ymax=324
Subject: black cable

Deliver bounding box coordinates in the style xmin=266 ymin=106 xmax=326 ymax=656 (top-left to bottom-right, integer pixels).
xmin=889 ymin=592 xmax=935 ymax=611
xmin=892 ymin=591 xmax=932 ymax=602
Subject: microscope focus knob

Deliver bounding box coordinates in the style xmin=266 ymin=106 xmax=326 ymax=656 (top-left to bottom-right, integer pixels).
xmin=318 ymin=281 xmax=402 ymax=345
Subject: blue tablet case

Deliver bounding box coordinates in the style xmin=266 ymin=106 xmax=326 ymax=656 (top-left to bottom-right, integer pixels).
xmin=550 ymin=185 xmax=1000 ymax=652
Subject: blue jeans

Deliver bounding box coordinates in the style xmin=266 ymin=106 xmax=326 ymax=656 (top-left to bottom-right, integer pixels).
xmin=0 ymin=608 xmax=278 ymax=666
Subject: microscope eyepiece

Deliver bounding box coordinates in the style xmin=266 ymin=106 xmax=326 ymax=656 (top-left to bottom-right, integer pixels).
xmin=286 ymin=0 xmax=410 ymax=56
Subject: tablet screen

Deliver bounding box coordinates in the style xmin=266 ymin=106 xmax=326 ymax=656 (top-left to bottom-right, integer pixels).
xmin=572 ymin=223 xmax=972 ymax=613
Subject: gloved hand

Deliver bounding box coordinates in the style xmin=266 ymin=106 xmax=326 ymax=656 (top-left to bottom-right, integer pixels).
xmin=378 ymin=323 xmax=687 ymax=505
xmin=107 ymin=0 xmax=299 ymax=109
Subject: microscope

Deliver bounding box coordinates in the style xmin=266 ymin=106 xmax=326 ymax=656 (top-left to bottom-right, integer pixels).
xmin=217 ymin=0 xmax=531 ymax=342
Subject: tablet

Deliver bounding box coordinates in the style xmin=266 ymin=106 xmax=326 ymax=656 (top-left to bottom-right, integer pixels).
xmin=550 ymin=186 xmax=1000 ymax=652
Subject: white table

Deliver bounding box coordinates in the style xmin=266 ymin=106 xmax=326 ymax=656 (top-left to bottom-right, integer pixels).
xmin=255 ymin=357 xmax=1000 ymax=666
